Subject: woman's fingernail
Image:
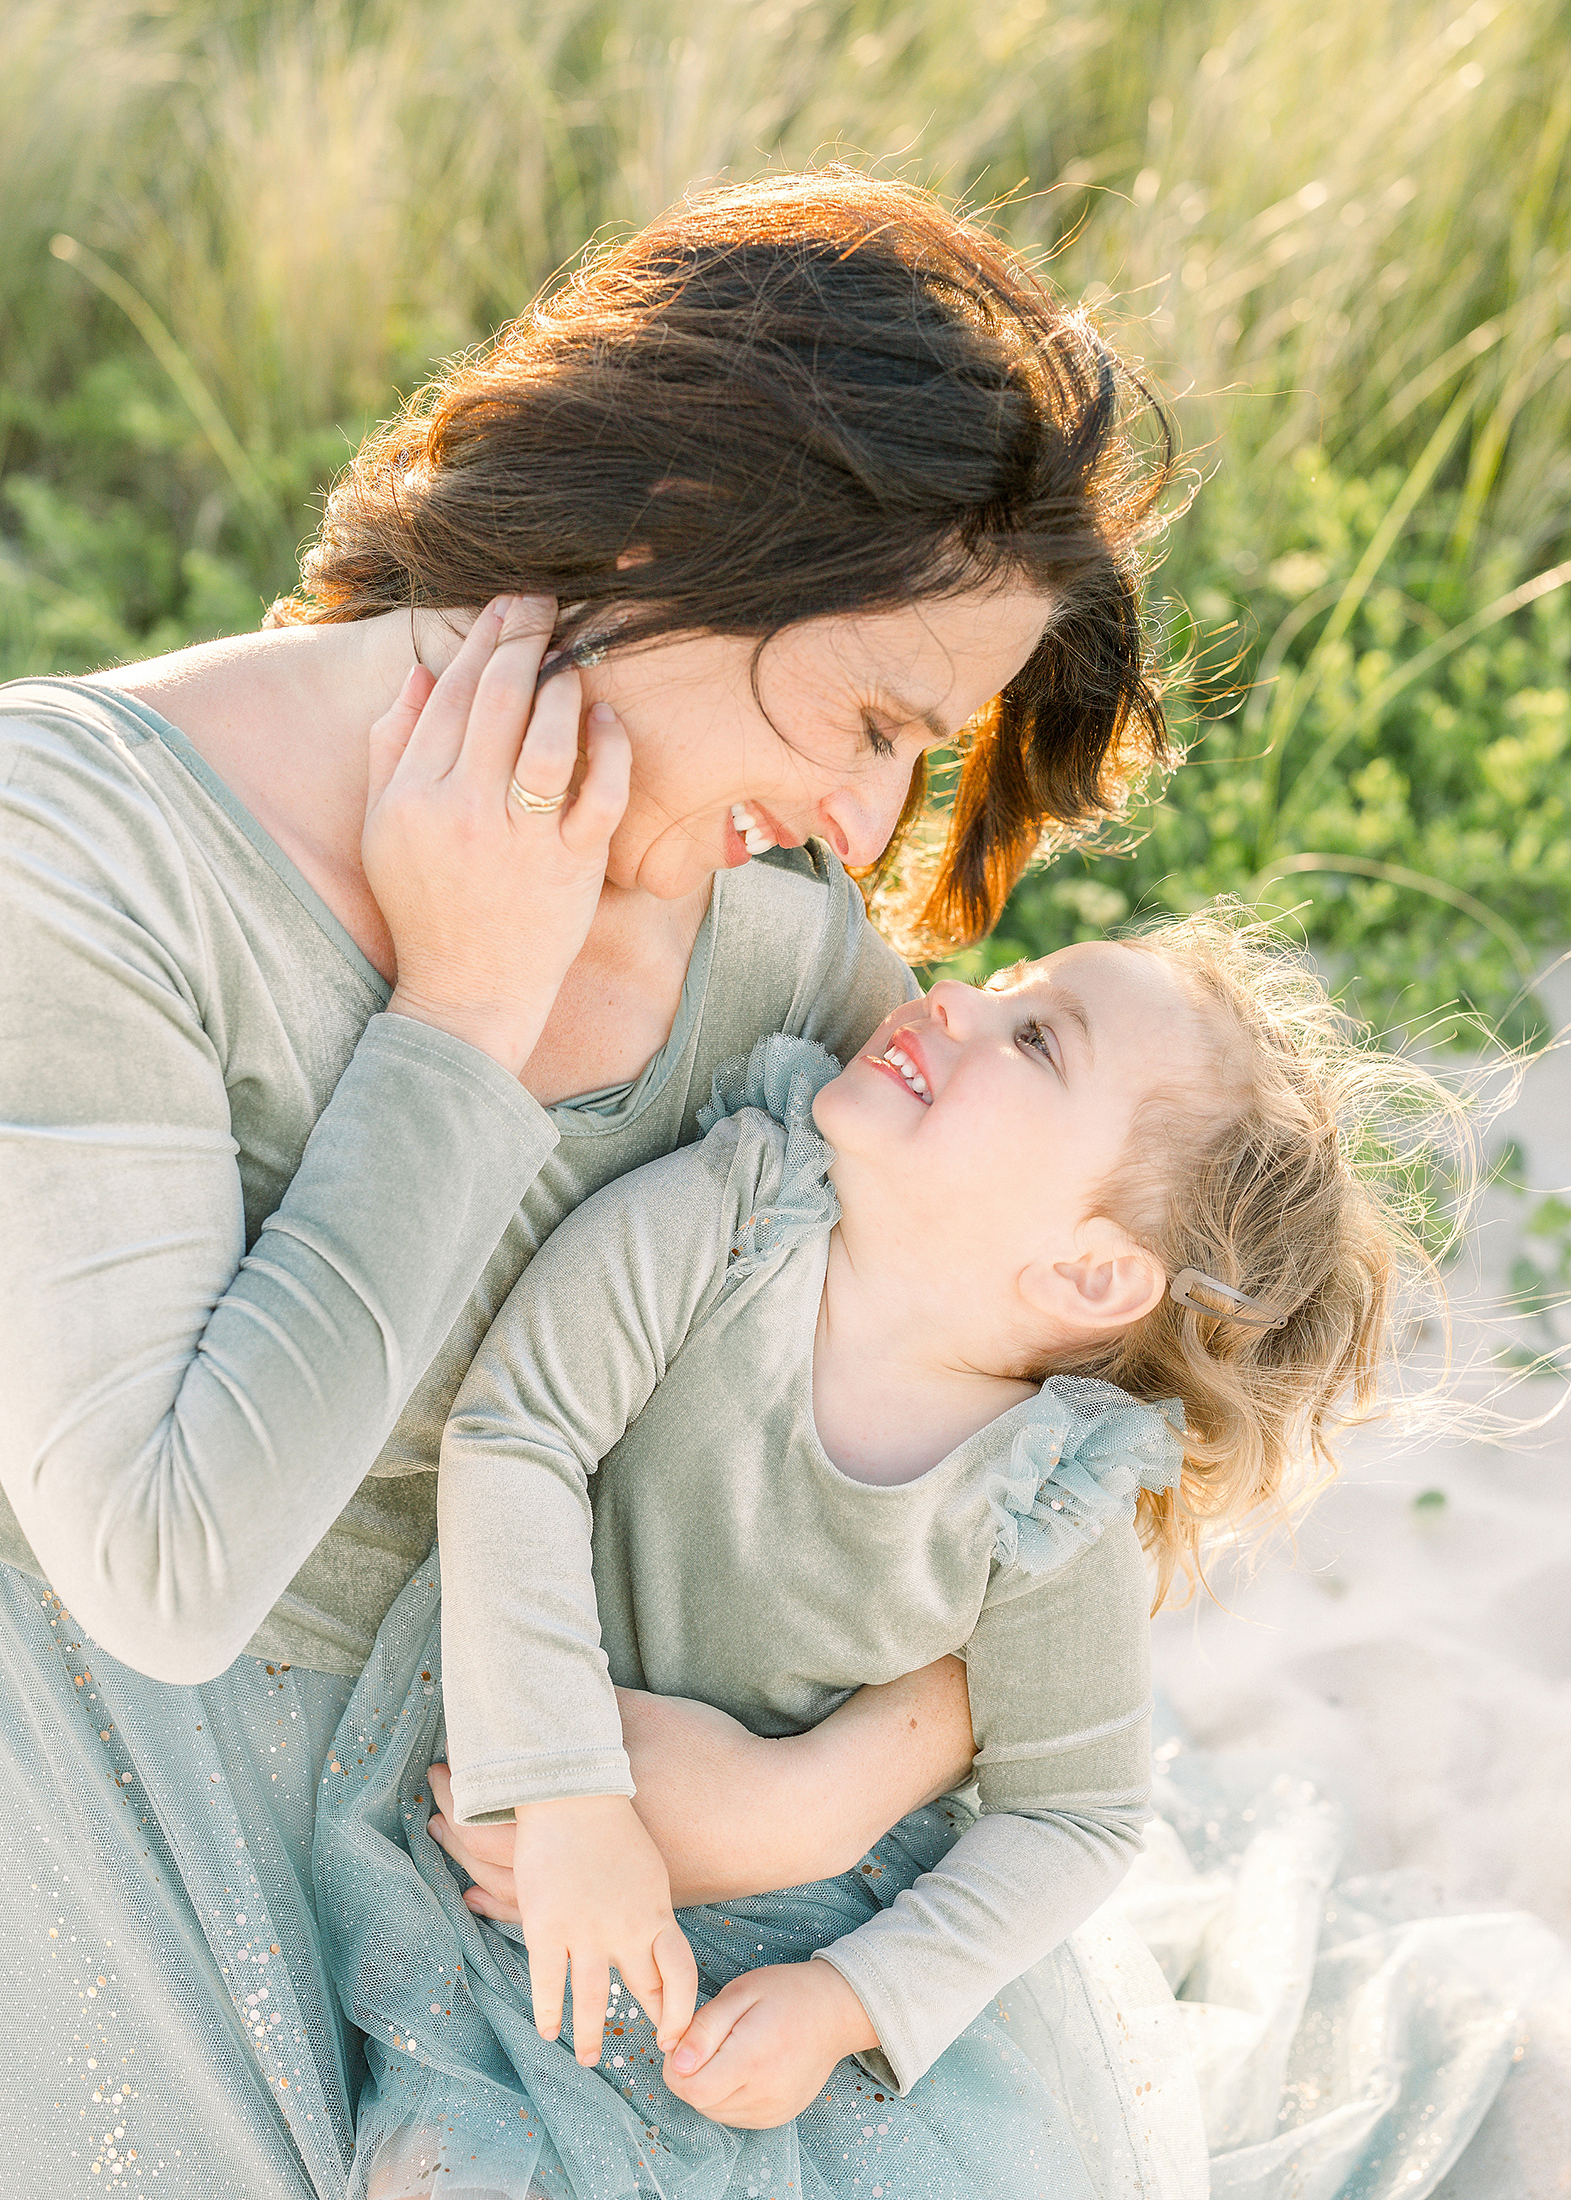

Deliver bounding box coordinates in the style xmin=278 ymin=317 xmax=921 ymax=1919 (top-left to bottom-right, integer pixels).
xmin=488 ymin=595 xmax=513 ymax=622
xmin=588 ymin=701 xmax=617 ymax=724
xmin=672 ymin=2046 xmax=699 ymax=2075
xmin=401 ymin=663 xmax=423 ymax=701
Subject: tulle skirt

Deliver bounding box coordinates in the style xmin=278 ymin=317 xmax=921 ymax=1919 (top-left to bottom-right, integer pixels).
xmin=0 ymin=1559 xmax=358 ymax=2197
xmin=310 ymin=1561 xmax=1567 ymax=2200
xmin=311 ymin=1558 xmax=1202 ymax=2200
xmin=2 ymin=1549 xmax=1561 ymax=2200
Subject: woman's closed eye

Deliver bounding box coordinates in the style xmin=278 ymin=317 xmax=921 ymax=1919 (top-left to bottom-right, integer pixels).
xmin=860 ymin=713 xmax=897 ymax=761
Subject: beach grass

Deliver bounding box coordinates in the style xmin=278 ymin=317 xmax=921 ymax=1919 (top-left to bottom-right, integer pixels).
xmin=2 ymin=0 xmax=1568 ymax=1035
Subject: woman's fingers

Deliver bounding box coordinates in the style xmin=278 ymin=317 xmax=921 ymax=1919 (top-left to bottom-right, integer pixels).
xmin=366 ymin=662 xmax=436 ymax=813
xmin=396 ymin=597 xmax=554 ymax=786
xmin=362 ymin=590 xmax=627 ymax=1074
xmin=557 ymin=702 xmax=632 ymax=856
xmin=463 ymin=619 xmax=580 ymax=806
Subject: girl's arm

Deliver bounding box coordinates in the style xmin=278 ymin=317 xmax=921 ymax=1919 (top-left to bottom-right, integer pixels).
xmin=429 ymin=1657 xmax=977 ymax=1915
xmin=664 ymin=1524 xmax=1155 ymax=2121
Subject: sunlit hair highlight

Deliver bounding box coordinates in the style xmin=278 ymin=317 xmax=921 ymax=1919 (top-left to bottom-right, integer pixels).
xmin=1045 ymin=902 xmax=1483 ymax=1610
xmin=267 ymin=168 xmax=1179 ymax=953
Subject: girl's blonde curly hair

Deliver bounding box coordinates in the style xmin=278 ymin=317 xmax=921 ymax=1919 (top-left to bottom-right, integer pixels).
xmin=1051 ymin=901 xmax=1482 ymax=1609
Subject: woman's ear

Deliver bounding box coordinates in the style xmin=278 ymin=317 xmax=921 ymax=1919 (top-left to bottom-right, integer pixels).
xmin=1018 ymin=1216 xmax=1166 ymax=1343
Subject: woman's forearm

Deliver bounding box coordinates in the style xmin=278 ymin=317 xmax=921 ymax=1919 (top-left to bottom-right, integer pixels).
xmin=618 ymin=1661 xmax=975 ymax=1906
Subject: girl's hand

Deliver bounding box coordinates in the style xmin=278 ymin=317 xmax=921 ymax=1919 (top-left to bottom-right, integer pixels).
xmin=510 ymin=1794 xmax=699 ymax=2068
xmin=662 ymin=1962 xmax=879 ymax=2129
xmin=363 ymin=596 xmax=631 ymax=1078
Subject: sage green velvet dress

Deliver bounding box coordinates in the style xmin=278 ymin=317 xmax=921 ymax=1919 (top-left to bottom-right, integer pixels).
xmin=0 ymin=677 xmax=914 ymax=2199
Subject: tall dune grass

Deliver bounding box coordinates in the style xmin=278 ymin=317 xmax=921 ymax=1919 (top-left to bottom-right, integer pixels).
xmin=2 ymin=0 xmax=1568 ymax=1030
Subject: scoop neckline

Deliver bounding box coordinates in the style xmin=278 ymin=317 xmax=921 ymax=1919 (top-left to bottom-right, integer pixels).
xmin=30 ymin=674 xmax=723 ymax=1132
xmin=776 ymin=1230 xmax=1044 ymax=1498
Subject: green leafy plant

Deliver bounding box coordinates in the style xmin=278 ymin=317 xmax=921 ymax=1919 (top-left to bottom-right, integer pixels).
xmin=2 ymin=0 xmax=1567 ymax=1043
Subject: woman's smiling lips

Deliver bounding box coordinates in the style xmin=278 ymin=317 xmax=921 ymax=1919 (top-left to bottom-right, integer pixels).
xmin=724 ymin=799 xmax=804 ymax=866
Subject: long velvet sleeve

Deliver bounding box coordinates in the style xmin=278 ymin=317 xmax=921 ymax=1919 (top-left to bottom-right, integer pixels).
xmin=437 ymin=1122 xmax=767 ymax=1823
xmin=0 ymin=700 xmax=558 ymax=1684
xmin=815 ymin=1525 xmax=1155 ymax=2093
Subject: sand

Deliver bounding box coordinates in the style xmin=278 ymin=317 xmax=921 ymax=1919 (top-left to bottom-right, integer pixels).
xmin=1150 ymin=966 xmax=1571 ymax=2197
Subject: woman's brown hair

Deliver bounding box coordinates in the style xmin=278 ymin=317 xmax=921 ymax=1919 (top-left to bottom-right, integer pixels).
xmin=270 ymin=169 xmax=1179 ymax=953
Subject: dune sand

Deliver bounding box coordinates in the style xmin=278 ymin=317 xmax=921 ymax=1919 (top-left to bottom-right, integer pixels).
xmin=1150 ymin=968 xmax=1571 ymax=2196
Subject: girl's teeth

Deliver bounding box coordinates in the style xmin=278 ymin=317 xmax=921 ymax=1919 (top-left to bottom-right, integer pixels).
xmin=730 ymin=802 xmax=777 ymax=856
xmin=874 ymin=1043 xmax=930 ymax=1099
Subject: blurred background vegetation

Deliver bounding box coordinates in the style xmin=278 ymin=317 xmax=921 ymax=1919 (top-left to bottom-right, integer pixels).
xmin=3 ymin=0 xmax=1569 ymax=1041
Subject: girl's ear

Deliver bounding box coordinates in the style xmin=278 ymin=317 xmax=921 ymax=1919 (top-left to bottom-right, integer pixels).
xmin=1018 ymin=1216 xmax=1166 ymax=1342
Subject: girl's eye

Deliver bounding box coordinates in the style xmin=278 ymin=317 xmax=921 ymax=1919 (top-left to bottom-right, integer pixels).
xmin=862 ymin=715 xmax=897 ymax=761
xmin=1017 ymin=1017 xmax=1058 ymax=1067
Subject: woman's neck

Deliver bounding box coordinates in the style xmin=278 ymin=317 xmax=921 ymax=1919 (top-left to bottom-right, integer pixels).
xmin=87 ymin=615 xmax=710 ymax=1106
xmin=812 ymin=1224 xmax=1039 ymax=1487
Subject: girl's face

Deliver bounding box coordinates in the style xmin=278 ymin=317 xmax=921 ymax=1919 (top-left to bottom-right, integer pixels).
xmin=814 ymin=941 xmax=1209 ymax=1308
xmin=579 ymin=580 xmax=1054 ymax=899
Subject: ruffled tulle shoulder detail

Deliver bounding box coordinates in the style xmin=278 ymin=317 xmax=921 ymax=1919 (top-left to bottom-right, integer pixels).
xmin=697 ymin=1033 xmax=842 ymax=1281
xmin=985 ymin=1375 xmax=1184 ymax=1577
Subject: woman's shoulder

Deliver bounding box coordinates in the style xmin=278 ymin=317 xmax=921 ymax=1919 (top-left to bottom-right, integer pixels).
xmin=704 ymin=840 xmax=917 ymax=1068
xmin=0 ymin=675 xmax=215 ymax=939
xmin=3 ymin=674 xmax=167 ymax=787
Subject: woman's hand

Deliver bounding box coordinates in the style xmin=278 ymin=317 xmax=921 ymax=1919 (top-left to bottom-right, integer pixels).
xmin=662 ymin=1961 xmax=879 ymax=2129
xmin=509 ymin=1794 xmax=698 ymax=2067
xmin=362 ymin=596 xmax=631 ymax=1078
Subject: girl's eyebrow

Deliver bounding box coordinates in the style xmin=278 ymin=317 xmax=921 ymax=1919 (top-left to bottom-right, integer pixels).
xmin=1041 ymin=985 xmax=1095 ymax=1062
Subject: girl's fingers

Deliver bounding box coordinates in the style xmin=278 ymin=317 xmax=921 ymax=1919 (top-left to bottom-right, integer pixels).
xmin=557 ymin=702 xmax=632 ymax=854
xmin=569 ymin=1954 xmax=612 ymax=2068
xmin=651 ymin=1924 xmax=699 ymax=2051
xmin=529 ymin=1944 xmax=568 ymax=2044
xmin=668 ymin=1981 xmax=746 ymax=2077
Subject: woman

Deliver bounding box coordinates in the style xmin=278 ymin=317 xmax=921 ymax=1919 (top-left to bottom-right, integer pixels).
xmin=0 ymin=171 xmax=1173 ymax=2197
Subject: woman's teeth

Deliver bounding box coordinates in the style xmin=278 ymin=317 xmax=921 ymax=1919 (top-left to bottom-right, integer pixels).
xmin=872 ymin=1041 xmax=931 ymax=1102
xmin=731 ymin=802 xmax=778 ymax=856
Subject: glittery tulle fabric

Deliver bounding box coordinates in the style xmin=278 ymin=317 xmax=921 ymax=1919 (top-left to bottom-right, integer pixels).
xmin=695 ymin=1032 xmax=842 ymax=1282
xmin=3 ymin=1541 xmax=1559 ymax=2199
xmin=982 ymin=1376 xmax=1184 ymax=1577
xmin=312 ymin=1558 xmax=1183 ymax=2200
xmin=313 ymin=1563 xmax=1564 ymax=2200
xmin=0 ymin=1558 xmax=359 ymax=2197
xmin=1108 ymin=1726 xmax=1567 ymax=2198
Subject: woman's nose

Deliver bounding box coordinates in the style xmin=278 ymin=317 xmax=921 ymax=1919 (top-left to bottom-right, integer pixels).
xmin=816 ymin=766 xmax=914 ymax=871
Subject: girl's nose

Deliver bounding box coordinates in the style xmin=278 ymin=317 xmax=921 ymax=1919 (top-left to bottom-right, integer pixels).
xmin=923 ymin=979 xmax=981 ymax=1033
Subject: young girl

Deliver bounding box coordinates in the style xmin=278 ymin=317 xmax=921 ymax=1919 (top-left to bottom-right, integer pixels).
xmin=314 ymin=904 xmax=1454 ymax=2199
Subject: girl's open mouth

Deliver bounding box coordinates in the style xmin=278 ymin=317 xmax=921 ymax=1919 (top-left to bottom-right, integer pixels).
xmin=866 ymin=1039 xmax=932 ymax=1103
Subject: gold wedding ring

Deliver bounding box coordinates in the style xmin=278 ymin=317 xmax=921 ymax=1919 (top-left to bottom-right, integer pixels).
xmin=507 ymin=777 xmax=570 ymax=814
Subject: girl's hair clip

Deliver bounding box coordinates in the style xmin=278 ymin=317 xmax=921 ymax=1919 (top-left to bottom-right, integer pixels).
xmin=1169 ymin=1267 xmax=1288 ymax=1331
